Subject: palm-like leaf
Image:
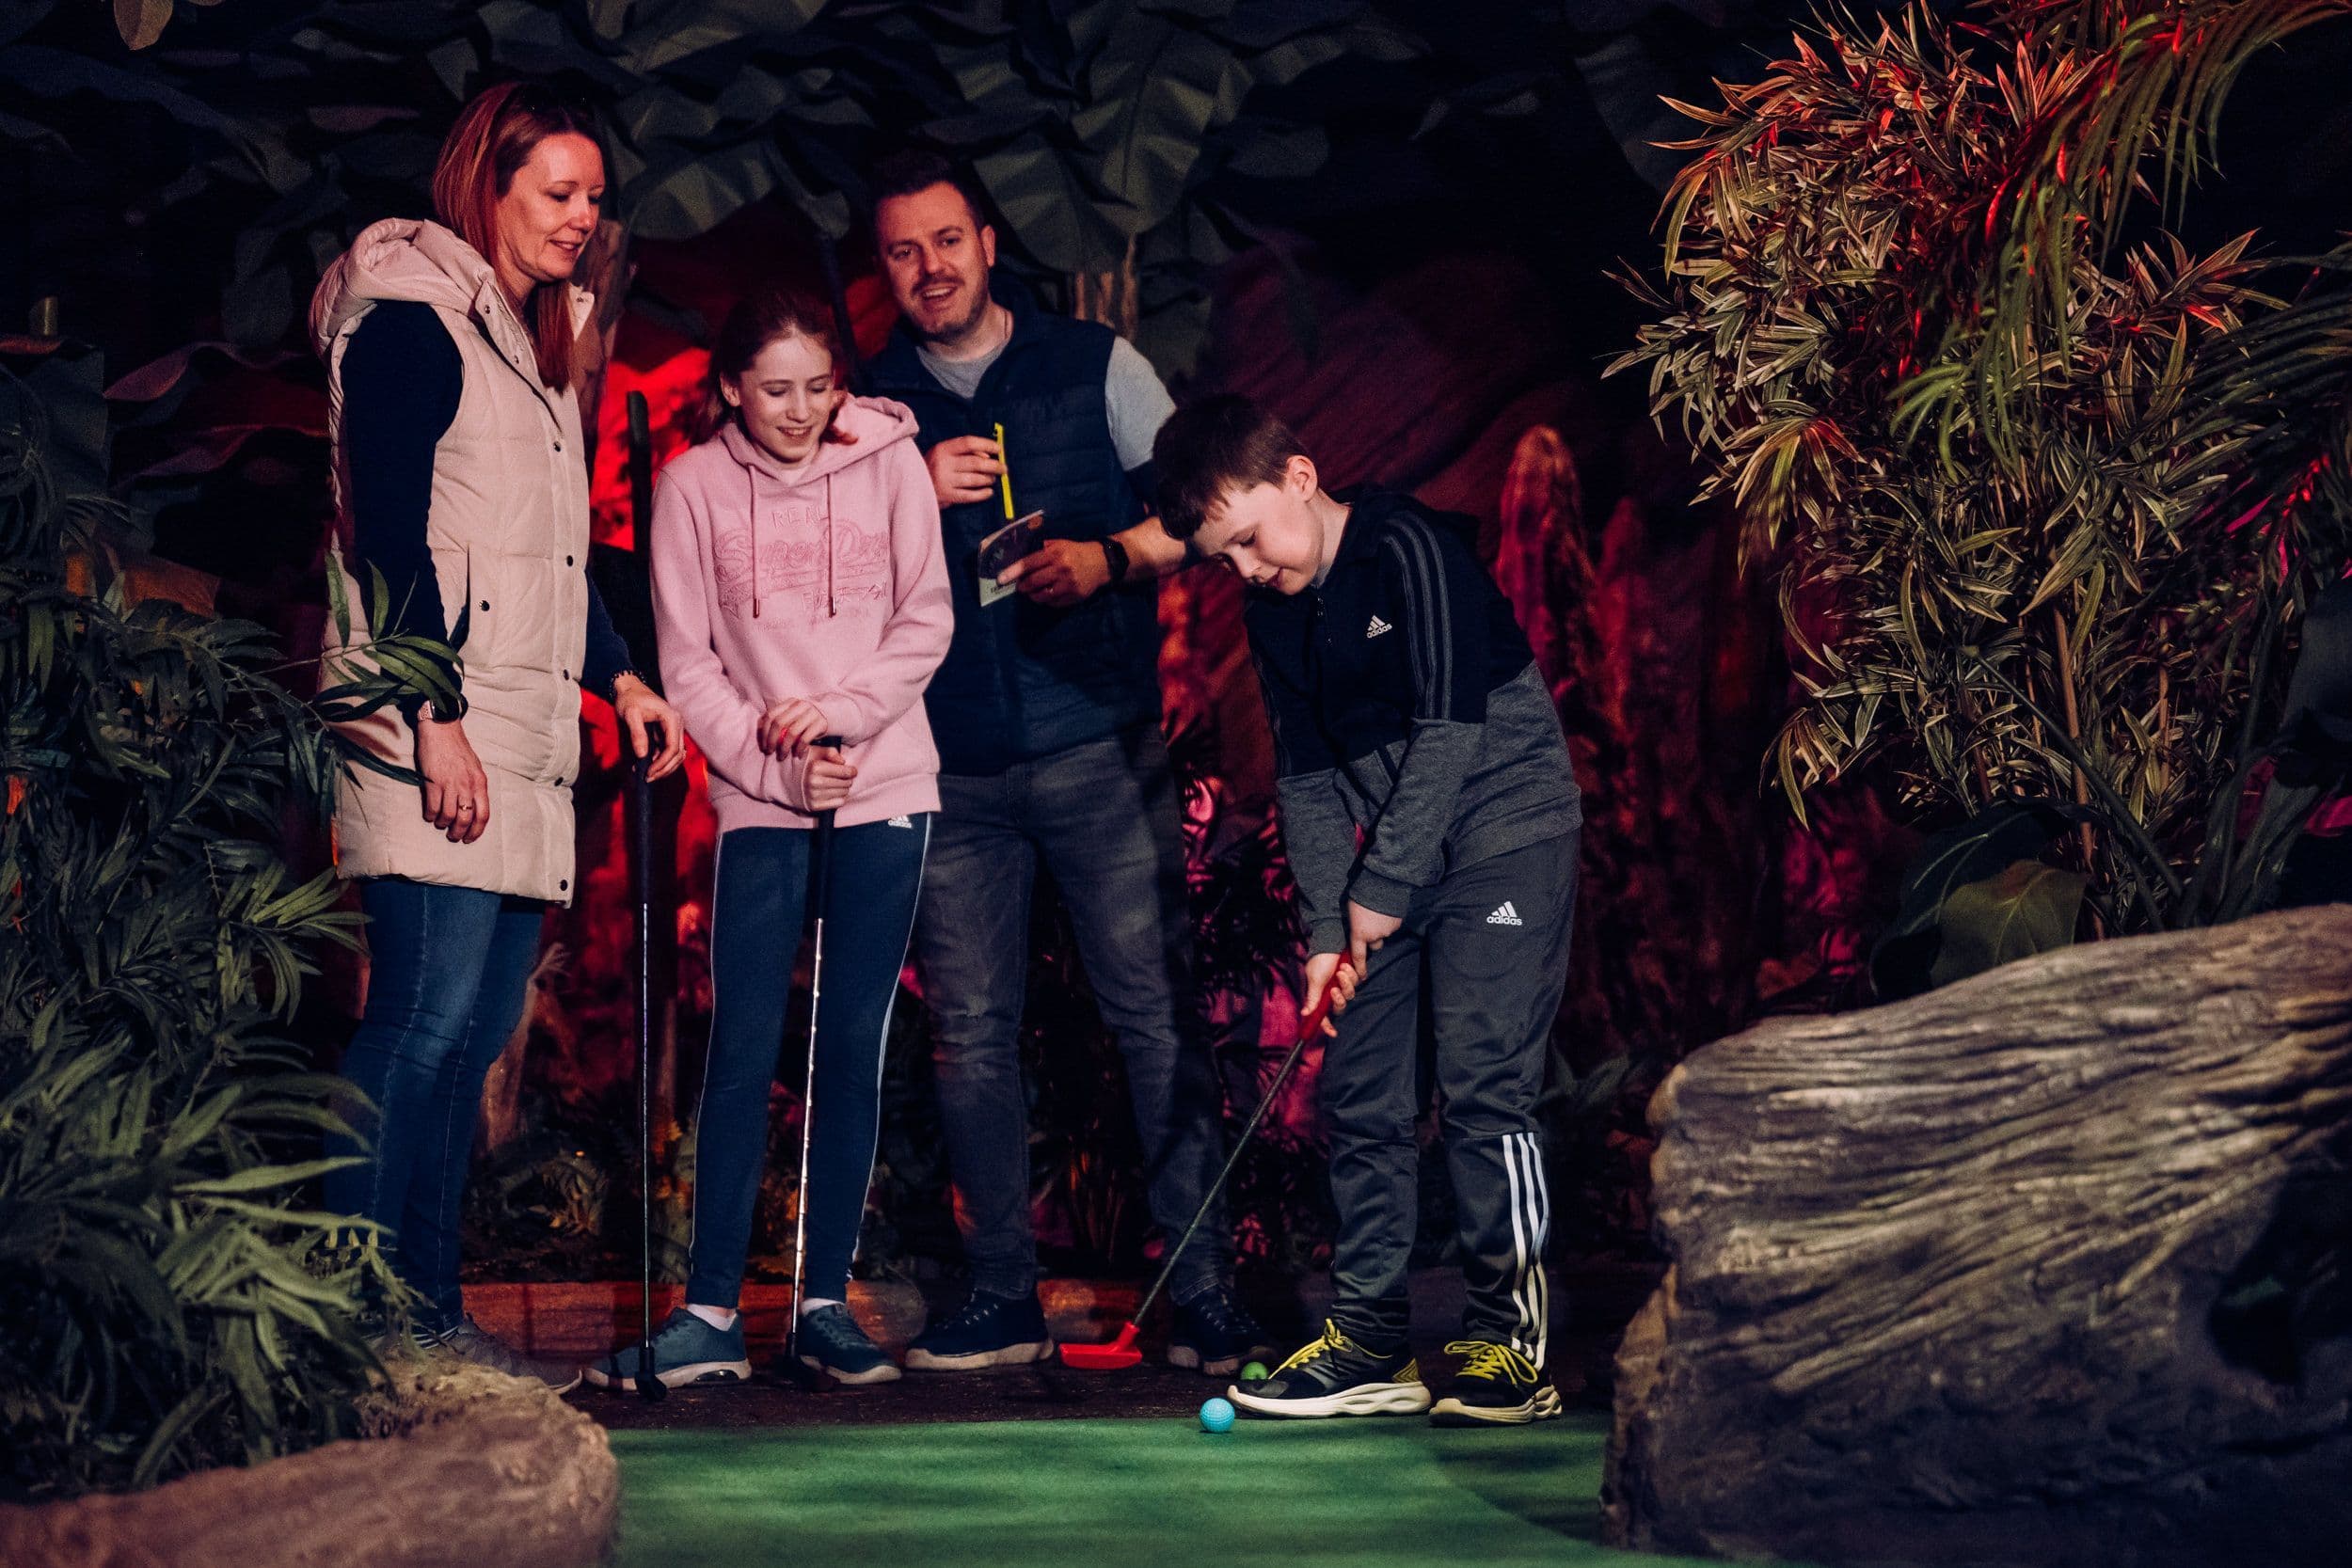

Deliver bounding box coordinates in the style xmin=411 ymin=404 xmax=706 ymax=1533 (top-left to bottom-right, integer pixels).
xmin=2 ymin=368 xmax=412 ymax=1499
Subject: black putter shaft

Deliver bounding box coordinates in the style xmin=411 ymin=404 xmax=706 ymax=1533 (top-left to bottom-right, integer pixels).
xmin=628 ymin=390 xmax=654 ymax=532
xmin=782 ymin=736 xmax=844 ymax=1388
xmin=1134 ymin=993 xmax=1323 ymax=1332
xmin=626 ymin=392 xmax=667 ymax=1402
xmin=631 ymin=748 xmax=666 ymax=1402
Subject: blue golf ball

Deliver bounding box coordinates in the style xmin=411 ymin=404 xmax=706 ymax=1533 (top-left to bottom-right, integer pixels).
xmin=1200 ymin=1397 xmax=1236 ymax=1433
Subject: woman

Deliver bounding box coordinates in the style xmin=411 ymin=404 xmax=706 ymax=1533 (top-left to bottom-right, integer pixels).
xmin=588 ymin=283 xmax=949 ymax=1388
xmin=312 ymin=81 xmax=684 ymax=1388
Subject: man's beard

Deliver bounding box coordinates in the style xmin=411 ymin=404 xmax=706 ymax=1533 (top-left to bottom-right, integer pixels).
xmin=917 ymin=276 xmax=990 ymax=345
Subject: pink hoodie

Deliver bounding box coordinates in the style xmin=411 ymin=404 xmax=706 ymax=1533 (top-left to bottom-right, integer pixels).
xmin=650 ymin=397 xmax=951 ymax=833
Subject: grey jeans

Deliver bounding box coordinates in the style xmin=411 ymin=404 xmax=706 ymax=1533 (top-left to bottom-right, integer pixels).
xmin=913 ymin=725 xmax=1229 ymax=1301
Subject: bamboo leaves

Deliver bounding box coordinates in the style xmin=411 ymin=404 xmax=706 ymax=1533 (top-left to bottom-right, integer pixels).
xmin=1614 ymin=1 xmax=2352 ymax=938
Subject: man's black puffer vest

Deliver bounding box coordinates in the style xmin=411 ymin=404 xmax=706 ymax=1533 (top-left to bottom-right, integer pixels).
xmin=866 ymin=287 xmax=1159 ymax=776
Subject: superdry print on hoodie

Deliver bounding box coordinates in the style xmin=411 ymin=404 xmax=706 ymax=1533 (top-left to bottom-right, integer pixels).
xmin=649 ymin=399 xmax=953 ymax=832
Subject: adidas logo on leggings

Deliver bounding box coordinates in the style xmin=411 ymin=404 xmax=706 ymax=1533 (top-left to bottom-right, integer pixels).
xmin=1486 ymin=901 xmax=1523 ymax=927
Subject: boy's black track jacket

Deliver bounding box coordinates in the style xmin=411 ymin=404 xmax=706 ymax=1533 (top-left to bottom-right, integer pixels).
xmin=1243 ymin=485 xmax=1581 ymax=957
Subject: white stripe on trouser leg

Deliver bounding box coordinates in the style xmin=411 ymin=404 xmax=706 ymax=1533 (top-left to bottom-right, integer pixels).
xmin=1523 ymin=1132 xmax=1550 ymax=1365
xmin=1501 ymin=1132 xmax=1534 ymax=1361
xmin=1518 ymin=1132 xmax=1546 ymax=1365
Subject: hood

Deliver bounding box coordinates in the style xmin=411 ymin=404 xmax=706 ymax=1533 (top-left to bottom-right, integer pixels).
xmin=717 ymin=395 xmax=923 ymax=484
xmin=310 ymin=217 xmax=593 ymax=381
xmin=712 ymin=395 xmax=924 ymax=622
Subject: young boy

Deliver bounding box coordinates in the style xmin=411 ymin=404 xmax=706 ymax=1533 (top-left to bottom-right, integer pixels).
xmin=1152 ymin=395 xmax=1582 ymax=1426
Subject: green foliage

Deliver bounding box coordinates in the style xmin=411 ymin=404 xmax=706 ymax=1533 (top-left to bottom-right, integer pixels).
xmin=1904 ymin=0 xmax=2352 ymax=473
xmin=1871 ymin=799 xmax=2087 ymax=994
xmin=1928 ymin=859 xmax=2089 ymax=987
xmin=0 ymin=366 xmax=427 ymax=1500
xmin=1613 ymin=0 xmax=2352 ymax=941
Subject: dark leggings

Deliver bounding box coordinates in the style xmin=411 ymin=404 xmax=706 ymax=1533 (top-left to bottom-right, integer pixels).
xmin=686 ymin=817 xmax=931 ymax=1308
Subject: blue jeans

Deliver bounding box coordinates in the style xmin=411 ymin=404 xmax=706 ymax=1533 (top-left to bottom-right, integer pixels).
xmin=687 ymin=817 xmax=931 ymax=1309
xmin=913 ymin=726 xmax=1228 ymax=1301
xmin=326 ymin=879 xmax=543 ymax=1332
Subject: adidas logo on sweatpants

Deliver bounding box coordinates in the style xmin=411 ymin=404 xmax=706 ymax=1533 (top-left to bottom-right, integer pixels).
xmin=887 ymin=816 xmax=914 ymax=828
xmin=1486 ymin=901 xmax=1523 ymax=927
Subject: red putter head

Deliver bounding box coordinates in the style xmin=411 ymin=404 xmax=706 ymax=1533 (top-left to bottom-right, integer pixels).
xmin=1057 ymin=981 xmax=1343 ymax=1372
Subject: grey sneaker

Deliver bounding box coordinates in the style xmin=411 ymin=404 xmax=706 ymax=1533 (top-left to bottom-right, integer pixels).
xmin=424 ymin=1316 xmax=582 ymax=1395
xmin=793 ymin=1304 xmax=901 ymax=1385
xmin=581 ymin=1308 xmax=754 ymax=1392
xmin=365 ymin=1319 xmax=451 ymax=1369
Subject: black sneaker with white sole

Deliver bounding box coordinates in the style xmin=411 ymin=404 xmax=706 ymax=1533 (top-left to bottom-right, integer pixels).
xmin=1429 ymin=1339 xmax=1562 ymax=1426
xmin=1168 ymin=1287 xmax=1276 ymax=1377
xmin=792 ymin=1304 xmax=901 ymax=1385
xmin=903 ymin=1291 xmax=1055 ymax=1370
xmin=581 ymin=1308 xmax=754 ymax=1392
xmin=1226 ymin=1321 xmax=1430 ymax=1418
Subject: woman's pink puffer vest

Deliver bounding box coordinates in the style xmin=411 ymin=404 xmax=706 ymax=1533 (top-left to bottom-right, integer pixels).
xmin=311 ymin=218 xmax=594 ymax=905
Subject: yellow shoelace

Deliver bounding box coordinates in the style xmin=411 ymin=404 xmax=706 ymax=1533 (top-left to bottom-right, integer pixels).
xmin=1446 ymin=1340 xmax=1537 ymax=1383
xmin=1275 ymin=1320 xmax=1358 ymax=1375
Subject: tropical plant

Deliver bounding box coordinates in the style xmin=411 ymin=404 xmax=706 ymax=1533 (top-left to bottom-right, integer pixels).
xmin=1613 ymin=0 xmax=2352 ymax=958
xmin=0 ymin=364 xmax=435 ymax=1499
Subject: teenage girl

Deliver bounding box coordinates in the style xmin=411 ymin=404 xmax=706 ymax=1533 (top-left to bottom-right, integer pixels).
xmin=588 ymin=283 xmax=951 ymax=1387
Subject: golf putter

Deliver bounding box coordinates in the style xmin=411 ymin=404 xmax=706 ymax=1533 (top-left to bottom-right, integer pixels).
xmin=777 ymin=736 xmax=846 ymax=1392
xmin=622 ymin=392 xmax=668 ymax=1402
xmin=1060 ymin=973 xmax=1348 ymax=1370
xmin=630 ymin=746 xmax=667 ymax=1402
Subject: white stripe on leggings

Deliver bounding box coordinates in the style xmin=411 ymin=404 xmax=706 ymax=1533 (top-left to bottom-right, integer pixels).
xmin=844 ymin=816 xmax=930 ymax=1276
xmin=685 ymin=832 xmax=731 ymax=1284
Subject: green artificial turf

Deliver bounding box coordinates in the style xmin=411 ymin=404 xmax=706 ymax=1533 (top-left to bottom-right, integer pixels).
xmin=612 ymin=1413 xmax=1745 ymax=1567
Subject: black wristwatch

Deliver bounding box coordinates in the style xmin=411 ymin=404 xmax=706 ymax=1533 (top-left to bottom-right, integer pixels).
xmin=1098 ymin=535 xmax=1130 ymax=591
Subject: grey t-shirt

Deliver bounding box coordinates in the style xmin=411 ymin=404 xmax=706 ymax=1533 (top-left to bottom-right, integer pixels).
xmin=916 ymin=332 xmax=1173 ymax=473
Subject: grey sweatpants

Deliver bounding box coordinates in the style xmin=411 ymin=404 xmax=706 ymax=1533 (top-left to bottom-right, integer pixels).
xmin=1318 ymin=831 xmax=1577 ymax=1363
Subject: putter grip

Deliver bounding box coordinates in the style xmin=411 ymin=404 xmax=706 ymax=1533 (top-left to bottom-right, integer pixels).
xmin=810 ymin=735 xmax=843 ymax=907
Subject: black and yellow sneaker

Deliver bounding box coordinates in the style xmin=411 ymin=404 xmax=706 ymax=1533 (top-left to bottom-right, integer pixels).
xmin=1226 ymin=1321 xmax=1430 ymax=1418
xmin=1429 ymin=1339 xmax=1562 ymax=1426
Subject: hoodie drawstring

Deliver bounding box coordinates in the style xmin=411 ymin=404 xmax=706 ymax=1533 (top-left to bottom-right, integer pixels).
xmin=748 ymin=466 xmax=761 ymax=619
xmin=747 ymin=458 xmax=834 ymax=619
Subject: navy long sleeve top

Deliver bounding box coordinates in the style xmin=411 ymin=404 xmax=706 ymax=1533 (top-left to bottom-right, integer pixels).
xmin=340 ymin=300 xmax=630 ymax=716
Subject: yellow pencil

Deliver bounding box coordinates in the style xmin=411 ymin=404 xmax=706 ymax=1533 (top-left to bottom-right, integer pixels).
xmin=993 ymin=420 xmax=1013 ymax=518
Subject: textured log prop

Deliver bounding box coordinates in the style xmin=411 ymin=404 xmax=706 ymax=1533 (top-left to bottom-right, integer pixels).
xmin=1605 ymin=905 xmax=2352 ymax=1567
xmin=0 ymin=1366 xmax=617 ymax=1568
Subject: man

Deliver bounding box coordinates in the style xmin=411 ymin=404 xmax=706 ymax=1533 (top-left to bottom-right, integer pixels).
xmin=863 ymin=150 xmax=1269 ymax=1376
